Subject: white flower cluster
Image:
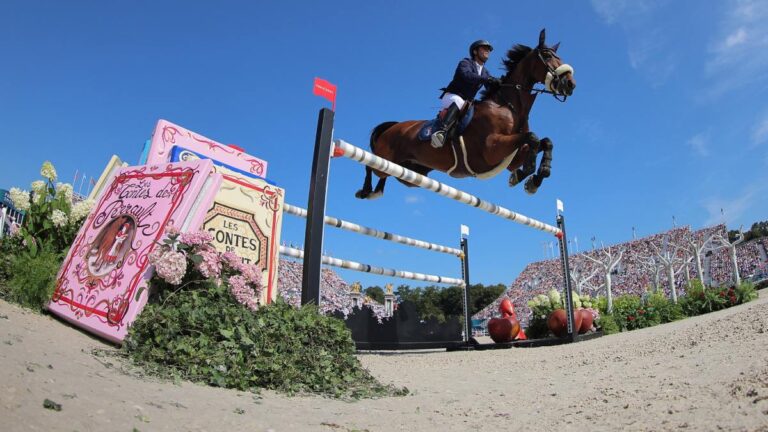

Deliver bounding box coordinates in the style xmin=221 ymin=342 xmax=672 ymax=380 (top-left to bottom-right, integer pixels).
xmin=31 ymin=180 xmax=46 ymax=194
xmin=50 ymin=209 xmax=68 ymax=228
xmin=40 ymin=161 xmax=57 ymax=181
xmin=527 ymin=290 xmax=595 ymax=311
xmin=69 ymin=199 xmax=94 ymax=224
xmin=55 ymin=182 xmax=74 ymax=203
xmin=9 ymin=187 xmax=31 ymax=211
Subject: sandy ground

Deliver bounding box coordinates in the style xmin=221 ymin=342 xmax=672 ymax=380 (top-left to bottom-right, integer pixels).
xmin=1 ymin=292 xmax=768 ymax=432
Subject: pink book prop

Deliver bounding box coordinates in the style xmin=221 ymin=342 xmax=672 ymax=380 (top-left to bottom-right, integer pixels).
xmin=48 ymin=160 xmax=222 ymax=343
xmin=146 ymin=119 xmax=268 ymax=178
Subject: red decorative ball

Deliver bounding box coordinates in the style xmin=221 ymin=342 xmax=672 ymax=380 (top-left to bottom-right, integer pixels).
xmin=488 ymin=316 xmax=520 ymax=343
xmin=548 ymin=309 xmax=582 ymax=337
xmin=579 ymin=309 xmax=594 ymax=334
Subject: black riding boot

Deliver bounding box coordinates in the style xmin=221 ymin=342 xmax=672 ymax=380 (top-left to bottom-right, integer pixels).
xmin=431 ymin=103 xmax=461 ymax=148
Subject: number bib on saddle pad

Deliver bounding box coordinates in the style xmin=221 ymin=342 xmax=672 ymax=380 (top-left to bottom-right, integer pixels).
xmin=417 ymin=105 xmax=475 ymax=142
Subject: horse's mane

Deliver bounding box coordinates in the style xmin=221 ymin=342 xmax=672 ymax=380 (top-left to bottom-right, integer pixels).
xmin=480 ymin=44 xmax=532 ymax=101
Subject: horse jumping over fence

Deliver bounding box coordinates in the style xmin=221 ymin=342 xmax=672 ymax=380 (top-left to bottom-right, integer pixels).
xmin=355 ymin=28 xmax=576 ymax=200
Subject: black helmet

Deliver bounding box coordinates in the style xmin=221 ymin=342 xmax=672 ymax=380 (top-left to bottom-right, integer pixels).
xmin=469 ymin=40 xmax=493 ymax=58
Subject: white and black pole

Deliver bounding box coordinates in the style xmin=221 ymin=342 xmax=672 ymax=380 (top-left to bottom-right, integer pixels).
xmin=301 ymin=108 xmax=335 ymax=305
xmin=556 ymin=199 xmax=576 ymax=342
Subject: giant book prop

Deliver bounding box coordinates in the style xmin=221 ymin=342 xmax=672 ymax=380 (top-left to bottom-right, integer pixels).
xmin=146 ymin=119 xmax=268 ymax=178
xmin=87 ymin=155 xmax=127 ymax=202
xmin=169 ymin=150 xmax=284 ymax=305
xmin=48 ymin=160 xmax=222 ymax=343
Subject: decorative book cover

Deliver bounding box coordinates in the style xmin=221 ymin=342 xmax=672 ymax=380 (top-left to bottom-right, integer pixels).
xmin=169 ymin=146 xmax=276 ymax=185
xmin=48 ymin=160 xmax=222 ymax=343
xmin=146 ymin=119 xmax=268 ymax=178
xmin=138 ymin=139 xmax=150 ymax=164
xmin=202 ymin=168 xmax=284 ymax=305
xmin=87 ymin=155 xmax=127 ymax=202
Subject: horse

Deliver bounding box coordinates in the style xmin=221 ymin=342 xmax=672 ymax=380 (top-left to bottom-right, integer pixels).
xmin=355 ymin=28 xmax=576 ymax=200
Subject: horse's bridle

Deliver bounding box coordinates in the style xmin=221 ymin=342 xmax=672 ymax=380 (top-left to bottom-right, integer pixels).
xmin=499 ymin=48 xmax=574 ymax=103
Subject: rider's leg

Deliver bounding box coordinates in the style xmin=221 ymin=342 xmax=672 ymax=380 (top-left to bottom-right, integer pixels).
xmin=431 ymin=95 xmax=464 ymax=148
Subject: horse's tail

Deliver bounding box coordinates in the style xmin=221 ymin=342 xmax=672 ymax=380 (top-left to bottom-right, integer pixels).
xmin=370 ymin=121 xmax=398 ymax=152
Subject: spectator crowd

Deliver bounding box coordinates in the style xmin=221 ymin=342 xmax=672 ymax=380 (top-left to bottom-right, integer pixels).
xmin=276 ymin=224 xmax=768 ymax=327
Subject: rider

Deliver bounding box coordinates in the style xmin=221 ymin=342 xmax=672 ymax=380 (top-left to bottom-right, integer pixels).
xmin=431 ymin=40 xmax=501 ymax=148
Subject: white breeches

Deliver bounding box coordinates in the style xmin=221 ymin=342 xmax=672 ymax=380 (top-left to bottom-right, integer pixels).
xmin=440 ymin=93 xmax=466 ymax=110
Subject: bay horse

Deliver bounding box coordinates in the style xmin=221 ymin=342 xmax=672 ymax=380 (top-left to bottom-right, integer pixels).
xmin=355 ymin=28 xmax=576 ymax=199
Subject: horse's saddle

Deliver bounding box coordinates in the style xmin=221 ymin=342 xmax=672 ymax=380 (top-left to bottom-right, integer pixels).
xmin=417 ymin=105 xmax=475 ymax=141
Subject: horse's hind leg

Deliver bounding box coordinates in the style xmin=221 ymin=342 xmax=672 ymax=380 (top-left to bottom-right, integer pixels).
xmin=524 ymin=137 xmax=553 ymax=195
xmin=354 ymin=166 xmax=374 ymax=199
xmin=369 ymin=176 xmax=387 ymax=200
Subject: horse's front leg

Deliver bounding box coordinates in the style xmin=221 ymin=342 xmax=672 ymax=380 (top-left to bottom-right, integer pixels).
xmin=504 ymin=132 xmax=540 ymax=187
xmin=524 ymin=137 xmax=553 ymax=195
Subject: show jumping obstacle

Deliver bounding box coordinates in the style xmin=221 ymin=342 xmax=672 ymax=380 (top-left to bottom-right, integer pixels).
xmin=298 ymin=108 xmax=578 ymax=348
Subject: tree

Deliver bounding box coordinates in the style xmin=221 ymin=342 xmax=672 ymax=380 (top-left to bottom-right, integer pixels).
xmin=583 ymin=245 xmax=624 ymax=313
xmin=712 ymin=227 xmax=745 ymax=286
xmin=569 ymin=259 xmax=600 ymax=296
xmin=364 ymin=285 xmax=384 ymax=303
xmin=648 ymin=239 xmax=689 ymax=303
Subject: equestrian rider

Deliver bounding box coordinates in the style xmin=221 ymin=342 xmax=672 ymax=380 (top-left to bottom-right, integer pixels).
xmin=431 ymin=40 xmax=501 ymax=148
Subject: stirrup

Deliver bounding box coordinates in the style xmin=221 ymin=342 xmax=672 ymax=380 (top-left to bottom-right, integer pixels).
xmin=431 ymin=131 xmax=445 ymax=148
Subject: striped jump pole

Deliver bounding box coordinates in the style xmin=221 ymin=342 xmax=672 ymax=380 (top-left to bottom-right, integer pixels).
xmin=281 ymin=245 xmax=465 ymax=286
xmin=332 ymin=139 xmax=562 ymax=236
xmin=284 ymin=203 xmax=463 ymax=257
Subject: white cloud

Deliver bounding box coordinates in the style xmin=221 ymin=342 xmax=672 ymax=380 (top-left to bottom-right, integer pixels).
xmin=590 ymin=0 xmax=676 ymax=86
xmin=687 ymin=132 xmax=710 ymax=157
xmin=590 ymin=0 xmax=660 ymax=24
xmin=704 ymin=0 xmax=768 ymax=97
xmin=751 ymin=114 xmax=768 ymax=147
xmin=404 ymin=195 xmax=421 ymax=204
xmin=702 ymin=179 xmax=767 ymax=226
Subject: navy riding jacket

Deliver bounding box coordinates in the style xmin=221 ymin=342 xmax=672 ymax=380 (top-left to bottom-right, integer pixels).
xmin=442 ymin=58 xmax=494 ymax=101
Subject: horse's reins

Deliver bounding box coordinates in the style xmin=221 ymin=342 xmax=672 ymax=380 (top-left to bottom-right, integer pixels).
xmin=498 ymin=48 xmax=570 ymax=103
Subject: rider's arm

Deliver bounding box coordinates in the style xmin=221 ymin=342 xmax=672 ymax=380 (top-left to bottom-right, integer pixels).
xmin=455 ymin=59 xmax=495 ymax=86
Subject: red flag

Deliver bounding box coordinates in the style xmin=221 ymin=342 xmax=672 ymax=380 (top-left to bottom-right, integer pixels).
xmin=312 ymin=77 xmax=337 ymax=111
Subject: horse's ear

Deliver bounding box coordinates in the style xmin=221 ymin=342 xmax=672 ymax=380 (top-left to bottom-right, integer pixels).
xmin=552 ymin=42 xmax=560 ymax=52
xmin=538 ymin=28 xmax=546 ymax=48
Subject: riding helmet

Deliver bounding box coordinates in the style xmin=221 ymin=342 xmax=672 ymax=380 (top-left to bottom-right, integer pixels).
xmin=469 ymin=40 xmax=494 ymax=57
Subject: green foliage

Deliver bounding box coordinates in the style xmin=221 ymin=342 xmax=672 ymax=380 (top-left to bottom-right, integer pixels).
xmin=611 ymin=295 xmax=647 ymax=331
xmin=363 ymin=286 xmax=385 ymax=304
xmin=734 ymin=281 xmax=758 ymax=304
xmin=470 ymin=283 xmax=507 ymax=313
xmin=0 ymin=235 xmax=25 ymax=291
xmin=597 ymin=314 xmax=620 ymax=334
xmin=644 ymin=292 xmax=684 ymax=324
xmin=525 ymin=315 xmax=550 ymax=339
xmin=395 ymin=283 xmax=509 ymax=323
xmin=126 ymin=279 xmax=407 ymax=399
xmin=679 ymin=281 xmax=728 ymax=316
xmin=5 ymin=247 xmax=61 ymax=310
xmin=732 ymin=220 xmax=768 ymax=242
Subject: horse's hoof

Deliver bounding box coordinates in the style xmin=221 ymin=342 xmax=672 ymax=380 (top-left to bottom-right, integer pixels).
xmin=368 ymin=191 xmax=383 ymax=200
xmin=539 ymin=165 xmax=551 ymax=178
xmin=509 ymin=172 xmax=521 ymax=187
xmin=355 ymin=189 xmax=368 ymax=199
xmin=524 ymin=177 xmax=539 ymax=195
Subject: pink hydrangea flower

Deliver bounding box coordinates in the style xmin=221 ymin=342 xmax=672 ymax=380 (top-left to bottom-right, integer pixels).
xmin=196 ymin=247 xmax=222 ymax=279
xmin=152 ymin=250 xmax=187 ymax=285
xmin=228 ymin=275 xmax=259 ymax=311
xmin=180 ymin=231 xmax=214 ymax=246
xmin=221 ymin=251 xmax=242 ymax=269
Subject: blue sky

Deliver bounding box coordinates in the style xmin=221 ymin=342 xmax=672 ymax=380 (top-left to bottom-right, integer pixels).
xmin=2 ymin=0 xmax=768 ymax=290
